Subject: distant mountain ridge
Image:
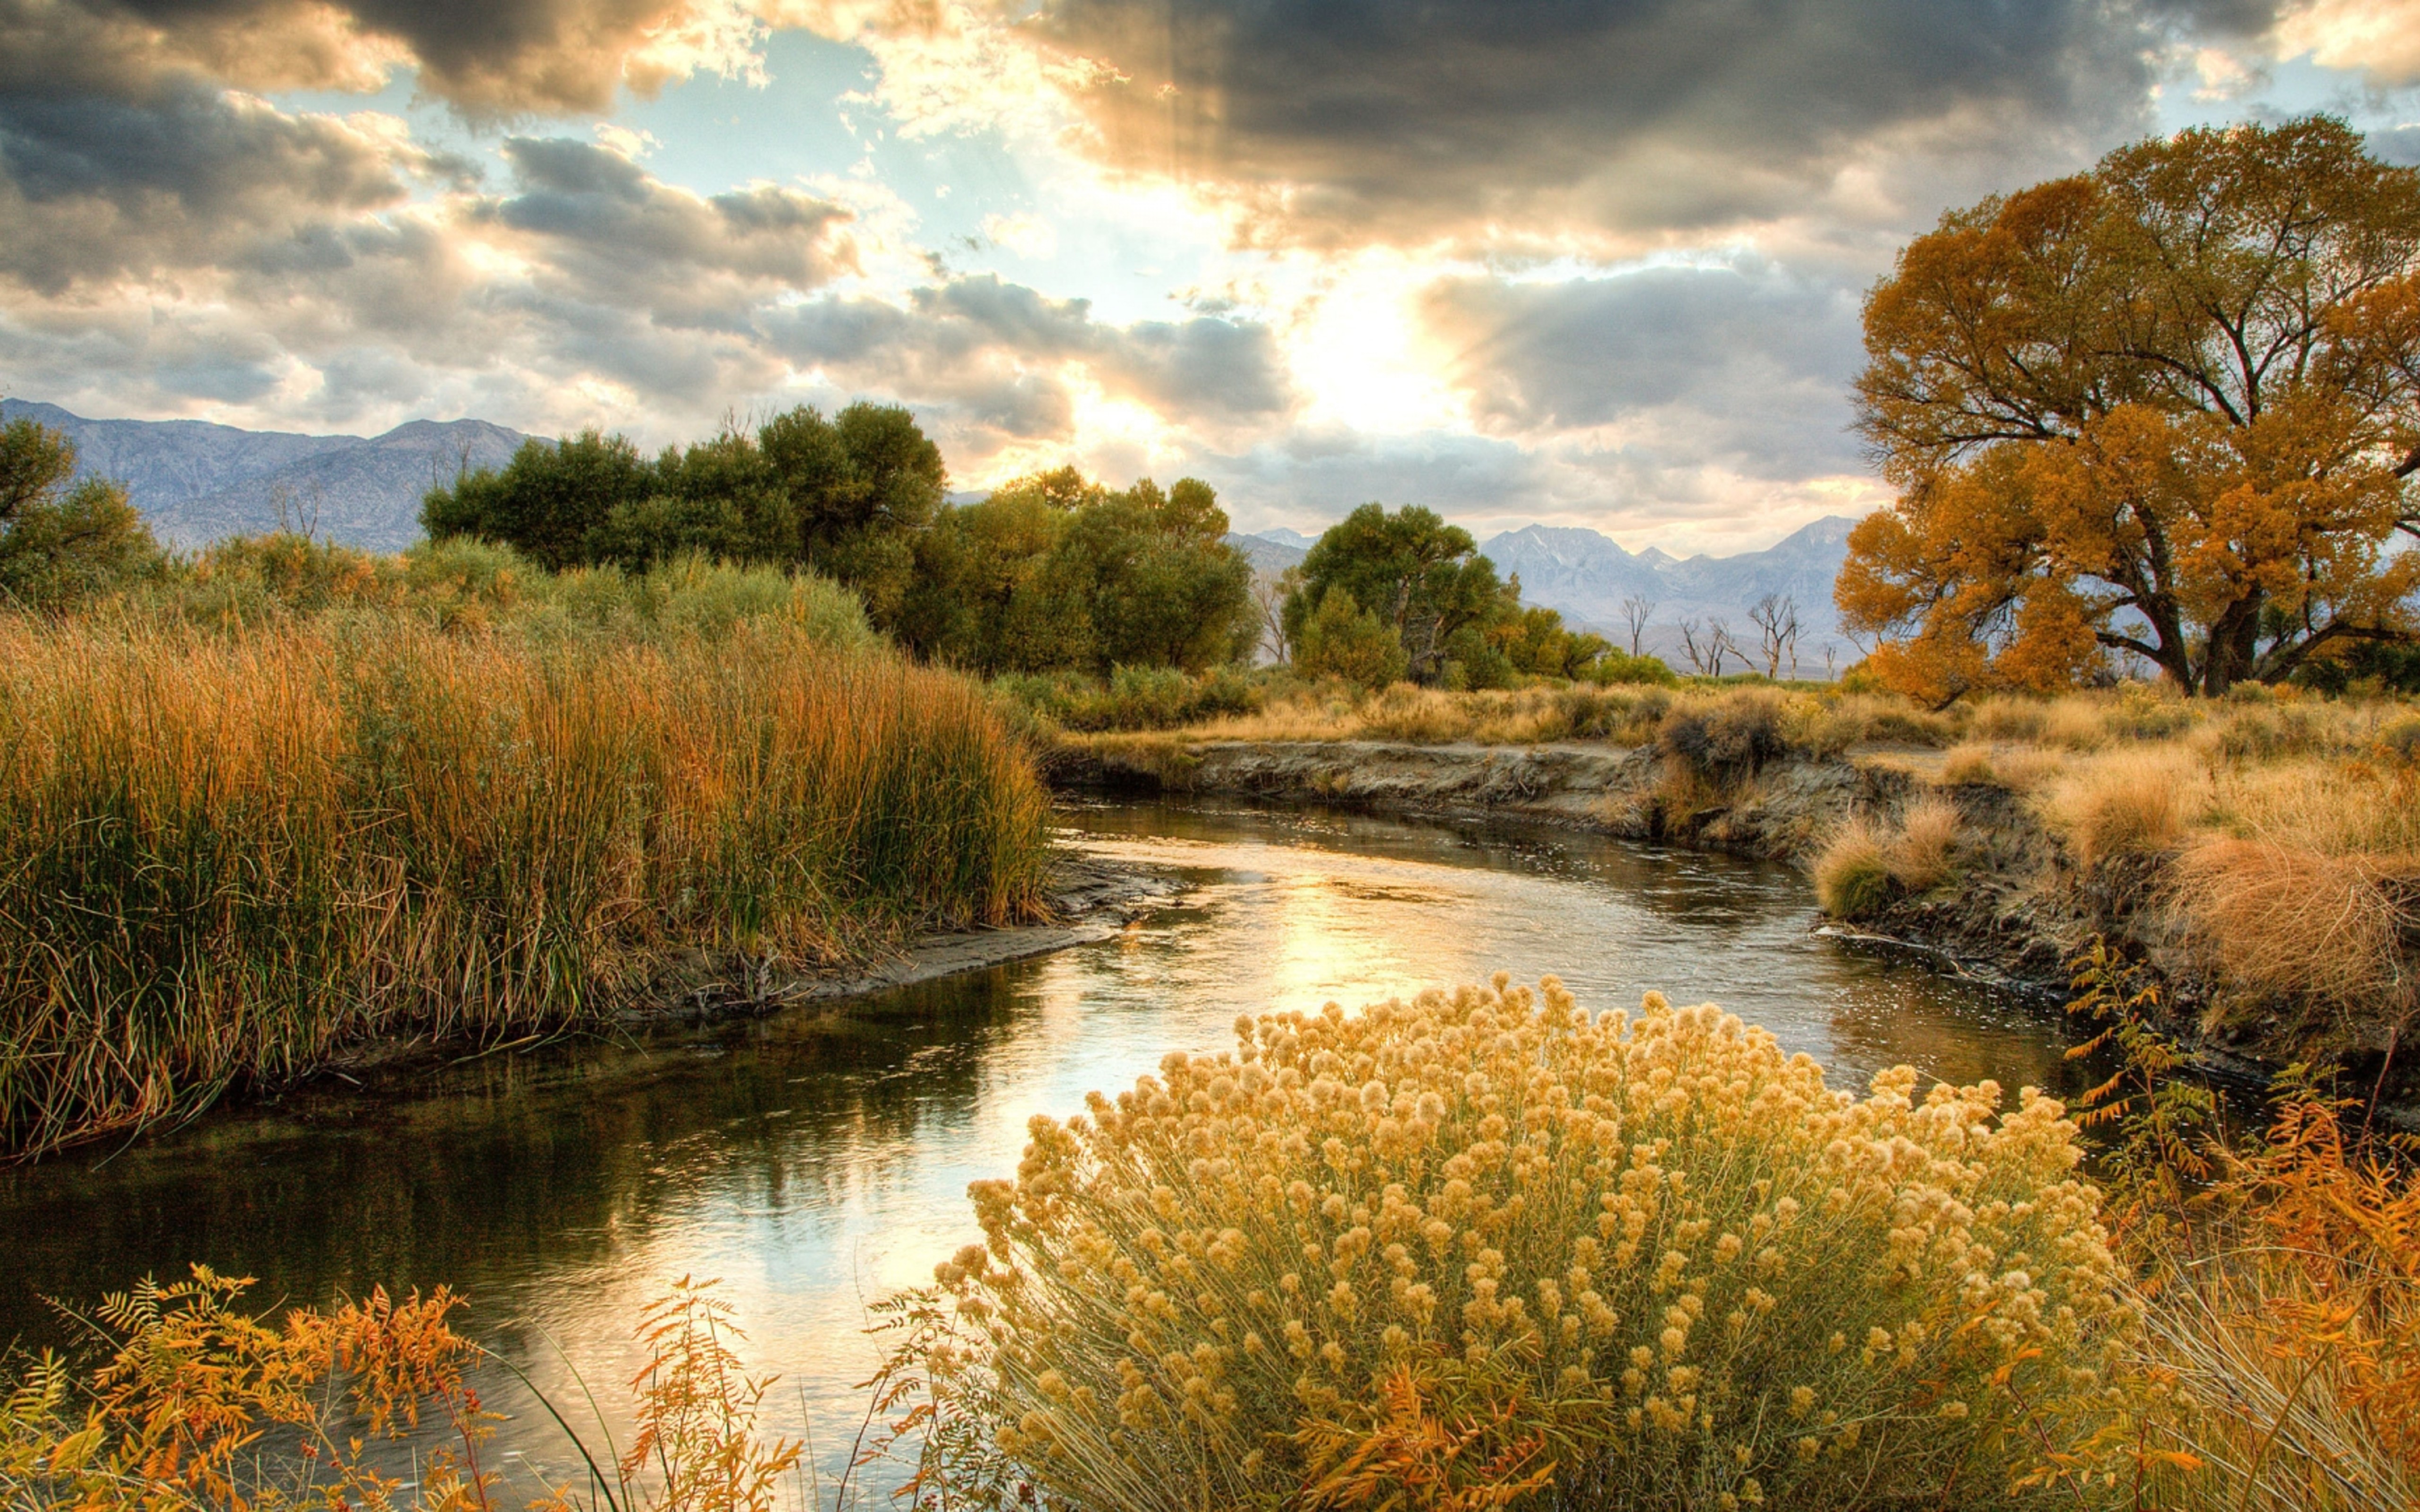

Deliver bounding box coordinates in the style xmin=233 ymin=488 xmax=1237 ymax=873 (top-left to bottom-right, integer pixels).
xmin=3 ymin=400 xmax=531 ymax=552
xmin=1227 ymin=515 xmax=1859 ymax=675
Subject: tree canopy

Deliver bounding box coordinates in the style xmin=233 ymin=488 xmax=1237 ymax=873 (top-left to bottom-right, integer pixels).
xmin=897 ymin=470 xmax=1256 ymax=677
xmin=1282 ymin=504 xmax=1512 ymax=685
xmin=1838 ymin=116 xmax=2420 ymax=700
xmin=423 ymin=402 xmax=945 ymax=627
xmin=0 ymin=409 xmax=161 ymax=611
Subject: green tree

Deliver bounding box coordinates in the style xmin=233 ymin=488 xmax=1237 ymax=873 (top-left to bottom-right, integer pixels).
xmin=0 ymin=410 xmax=162 ymax=611
xmin=898 ymin=479 xmax=1091 ymax=674
xmin=766 ymin=402 xmax=947 ymax=628
xmin=899 ymin=470 xmax=1255 ymax=677
xmin=1842 ymin=116 xmax=2420 ymax=701
xmin=1493 ymin=602 xmax=1616 ymax=680
xmin=421 ymin=402 xmax=946 ymax=626
xmin=1054 ymin=477 xmax=1255 ymax=672
xmin=1283 ymin=504 xmax=1509 ymax=683
xmin=423 ymin=430 xmax=657 ymax=572
xmin=1293 ymin=586 xmax=1409 ymax=689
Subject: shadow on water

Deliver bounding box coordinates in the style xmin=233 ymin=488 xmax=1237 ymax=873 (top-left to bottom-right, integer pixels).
xmin=0 ymin=795 xmax=2086 ymax=1493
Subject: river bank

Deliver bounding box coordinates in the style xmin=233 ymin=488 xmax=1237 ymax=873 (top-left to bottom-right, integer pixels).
xmin=1047 ymin=730 xmax=2392 ymax=1099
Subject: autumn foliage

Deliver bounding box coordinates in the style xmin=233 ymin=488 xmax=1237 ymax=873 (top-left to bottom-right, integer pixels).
xmin=1840 ymin=117 xmax=2420 ymax=703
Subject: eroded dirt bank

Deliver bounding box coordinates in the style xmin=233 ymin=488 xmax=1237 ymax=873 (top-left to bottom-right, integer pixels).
xmin=1048 ymin=736 xmax=2352 ymax=1096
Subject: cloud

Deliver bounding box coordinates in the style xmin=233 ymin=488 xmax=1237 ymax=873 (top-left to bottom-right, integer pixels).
xmin=1421 ymin=258 xmax=1865 ymax=478
xmin=1008 ymin=0 xmax=2253 ymax=247
xmin=0 ymin=79 xmax=441 ymax=295
xmin=2273 ymin=0 xmax=2420 ymax=88
xmin=9 ymin=0 xmax=769 ymax=117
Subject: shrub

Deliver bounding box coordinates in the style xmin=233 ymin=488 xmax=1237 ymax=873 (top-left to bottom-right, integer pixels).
xmin=1581 ymin=649 xmax=1680 ymax=688
xmin=0 ymin=1270 xmax=806 ymax=1512
xmin=2377 ymin=713 xmax=2420 ymax=768
xmin=2103 ymin=686 xmax=2199 ymax=742
xmin=1659 ymin=690 xmax=1788 ymax=781
xmin=886 ymin=978 xmax=2128 ymax=1511
xmin=2130 ymin=1090 xmax=2420 ymax=1511
xmin=1296 ymin=588 xmax=1409 ymax=692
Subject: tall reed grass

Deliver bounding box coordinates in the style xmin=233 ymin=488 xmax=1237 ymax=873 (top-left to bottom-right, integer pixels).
xmin=0 ymin=613 xmax=1051 ymax=1157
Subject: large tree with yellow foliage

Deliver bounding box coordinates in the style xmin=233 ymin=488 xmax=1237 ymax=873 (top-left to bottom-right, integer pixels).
xmin=1838 ymin=117 xmax=2420 ymax=701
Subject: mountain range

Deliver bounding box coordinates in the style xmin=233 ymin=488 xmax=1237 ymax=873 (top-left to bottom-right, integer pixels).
xmin=2 ymin=400 xmax=528 ymax=552
xmin=1228 ymin=517 xmax=1858 ymax=676
xmin=5 ymin=400 xmax=1858 ymax=669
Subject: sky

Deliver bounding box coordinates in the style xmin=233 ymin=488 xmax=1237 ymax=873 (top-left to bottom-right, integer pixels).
xmin=5 ymin=1 xmax=2420 ymax=550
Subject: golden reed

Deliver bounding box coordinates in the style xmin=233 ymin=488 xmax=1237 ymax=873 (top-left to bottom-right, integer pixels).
xmin=0 ymin=614 xmax=1051 ymax=1157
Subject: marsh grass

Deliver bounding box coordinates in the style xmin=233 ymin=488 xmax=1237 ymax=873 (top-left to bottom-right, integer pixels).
xmin=0 ymin=612 xmax=1050 ymax=1157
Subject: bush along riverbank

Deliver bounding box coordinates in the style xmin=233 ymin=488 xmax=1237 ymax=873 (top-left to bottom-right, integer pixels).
xmin=1044 ymin=681 xmax=2420 ymax=1100
xmin=0 ymin=548 xmax=1054 ymax=1160
xmin=14 ymin=974 xmax=2413 ymax=1511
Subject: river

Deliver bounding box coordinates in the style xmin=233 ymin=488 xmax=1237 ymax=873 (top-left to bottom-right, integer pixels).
xmin=0 ymin=796 xmax=2082 ymax=1500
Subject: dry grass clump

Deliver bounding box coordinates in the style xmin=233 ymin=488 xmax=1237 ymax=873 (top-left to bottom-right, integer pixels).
xmin=880 ymin=976 xmax=2129 ymax=1511
xmin=1940 ymin=741 xmax=2001 ymax=785
xmin=2040 ymin=750 xmax=2199 ymax=865
xmin=1890 ymin=794 xmax=1961 ymax=892
xmin=1812 ymin=798 xmax=1963 ymax=917
xmin=1812 ymin=818 xmax=1896 ymax=918
xmin=0 ymin=614 xmax=1052 ymax=1157
xmin=2167 ymin=841 xmax=2419 ymax=1033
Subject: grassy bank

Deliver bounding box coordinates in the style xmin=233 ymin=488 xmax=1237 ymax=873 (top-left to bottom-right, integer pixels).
xmin=1040 ymin=677 xmax=2420 ymax=1078
xmin=0 ymin=541 xmax=1052 ymax=1159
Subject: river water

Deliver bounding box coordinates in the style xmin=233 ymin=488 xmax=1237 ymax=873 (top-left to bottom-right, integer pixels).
xmin=0 ymin=796 xmax=2081 ymax=1499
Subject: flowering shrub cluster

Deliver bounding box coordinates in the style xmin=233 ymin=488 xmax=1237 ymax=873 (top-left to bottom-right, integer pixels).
xmin=889 ymin=976 xmax=2131 ymax=1510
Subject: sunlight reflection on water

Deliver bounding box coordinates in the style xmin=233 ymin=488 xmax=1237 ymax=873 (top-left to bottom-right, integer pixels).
xmin=0 ymin=797 xmax=2078 ymax=1496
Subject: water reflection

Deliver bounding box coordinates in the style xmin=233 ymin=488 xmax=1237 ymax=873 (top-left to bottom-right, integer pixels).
xmin=0 ymin=796 xmax=2080 ymax=1494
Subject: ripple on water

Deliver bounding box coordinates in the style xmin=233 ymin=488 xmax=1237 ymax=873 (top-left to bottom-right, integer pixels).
xmin=0 ymin=796 xmax=2083 ymax=1496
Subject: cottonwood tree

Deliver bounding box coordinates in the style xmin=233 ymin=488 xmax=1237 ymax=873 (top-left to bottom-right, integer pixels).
xmin=1839 ymin=116 xmax=2420 ymax=701
xmin=1251 ymin=566 xmax=1301 ymax=662
xmin=1677 ymin=617 xmax=1711 ymax=675
xmin=1707 ymin=618 xmax=1740 ymax=675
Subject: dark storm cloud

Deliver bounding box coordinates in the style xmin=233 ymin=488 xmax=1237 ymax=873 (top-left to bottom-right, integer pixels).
xmin=1423 ymin=259 xmax=1864 ymax=478
xmin=0 ymin=77 xmax=422 ymax=294
xmin=1021 ymin=0 xmax=2267 ymax=241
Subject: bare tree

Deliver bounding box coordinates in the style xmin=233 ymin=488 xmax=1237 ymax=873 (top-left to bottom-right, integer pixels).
xmin=1824 ymin=643 xmax=1838 ymax=680
xmin=269 ymin=479 xmax=324 ymax=541
xmin=1676 ymin=617 xmax=1712 ymax=675
xmin=1619 ymin=593 xmax=1656 ymax=657
xmin=1707 ymin=618 xmax=1739 ymax=676
xmin=1748 ymin=593 xmax=1801 ymax=679
xmin=1251 ymin=567 xmax=1301 ymax=663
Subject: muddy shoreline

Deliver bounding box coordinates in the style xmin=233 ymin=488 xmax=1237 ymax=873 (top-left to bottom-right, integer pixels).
xmin=1048 ymin=735 xmax=2369 ymax=1103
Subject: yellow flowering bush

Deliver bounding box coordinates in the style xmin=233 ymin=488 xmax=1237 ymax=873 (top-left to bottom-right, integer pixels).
xmin=889 ymin=976 xmax=2130 ymax=1511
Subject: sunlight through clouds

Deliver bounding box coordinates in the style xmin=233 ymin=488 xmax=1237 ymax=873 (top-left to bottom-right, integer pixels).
xmin=4 ymin=0 xmax=2419 ymax=548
